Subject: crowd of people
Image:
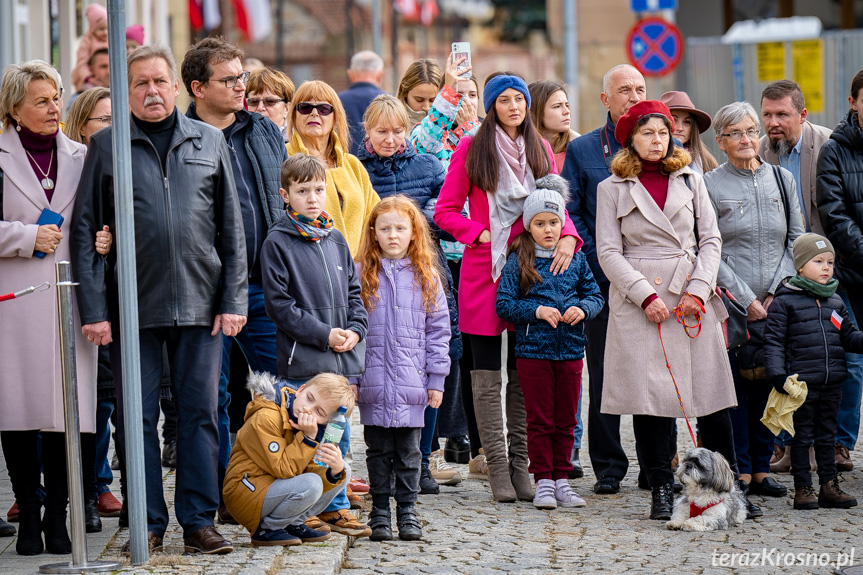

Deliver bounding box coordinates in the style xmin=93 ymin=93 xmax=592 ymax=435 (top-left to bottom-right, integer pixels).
xmin=1 ymin=28 xmax=862 ymax=555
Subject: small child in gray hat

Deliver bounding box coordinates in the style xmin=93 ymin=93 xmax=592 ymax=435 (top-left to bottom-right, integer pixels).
xmin=763 ymin=232 xmax=863 ymax=510
xmin=495 ymin=174 xmax=605 ymax=511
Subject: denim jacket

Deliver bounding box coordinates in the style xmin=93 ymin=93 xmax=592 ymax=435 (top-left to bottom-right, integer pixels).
xmin=703 ymin=160 xmax=805 ymax=308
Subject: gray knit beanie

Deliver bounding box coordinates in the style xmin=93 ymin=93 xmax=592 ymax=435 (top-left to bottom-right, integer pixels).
xmin=793 ymin=233 xmax=835 ymax=271
xmin=522 ymin=174 xmax=570 ymax=229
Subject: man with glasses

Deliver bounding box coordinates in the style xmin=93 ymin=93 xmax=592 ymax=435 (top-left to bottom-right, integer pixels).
xmin=180 ymin=37 xmax=288 ymax=525
xmin=72 ymin=45 xmax=248 ymax=554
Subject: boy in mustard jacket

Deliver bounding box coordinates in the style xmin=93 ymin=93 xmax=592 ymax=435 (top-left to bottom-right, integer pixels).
xmin=223 ymin=372 xmax=355 ymax=546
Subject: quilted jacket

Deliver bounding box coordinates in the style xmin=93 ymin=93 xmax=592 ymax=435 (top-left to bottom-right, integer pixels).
xmin=355 ymin=258 xmax=451 ymax=428
xmin=496 ymin=250 xmax=604 ymax=360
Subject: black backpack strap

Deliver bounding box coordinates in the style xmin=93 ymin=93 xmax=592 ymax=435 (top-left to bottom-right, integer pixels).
xmin=771 ymin=164 xmax=792 ymax=244
xmin=600 ymin=126 xmax=614 ymax=169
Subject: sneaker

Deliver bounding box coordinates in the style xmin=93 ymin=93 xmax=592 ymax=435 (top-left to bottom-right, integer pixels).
xmin=794 ymin=485 xmax=819 ymax=510
xmin=819 ymin=477 xmax=857 ymax=509
xmin=533 ymin=479 xmax=557 ymax=509
xmin=347 ymin=485 xmax=364 ymax=509
xmin=161 ymin=441 xmax=177 ymax=468
xmin=836 ymin=445 xmax=854 ymax=472
xmin=468 ymin=448 xmax=489 ymax=479
xmin=304 ymin=515 xmax=330 ymax=532
xmin=554 ymin=479 xmax=587 ymax=508
xmin=110 ymin=451 xmax=120 ymax=471
xmin=286 ymin=523 xmax=332 ymax=542
xmin=368 ymin=507 xmax=393 ymax=542
xmin=250 ymin=527 xmax=300 ymax=547
xmin=349 ymin=478 xmax=370 ymax=494
xmin=319 ymin=509 xmax=372 ymax=538
xmin=429 ymin=451 xmax=462 ymax=486
xmin=593 ymin=476 xmax=620 ymax=494
xmin=97 ymin=492 xmax=122 ymax=517
xmin=419 ymin=464 xmax=440 ymax=495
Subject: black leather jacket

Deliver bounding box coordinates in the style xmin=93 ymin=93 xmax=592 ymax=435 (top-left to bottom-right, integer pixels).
xmin=71 ymin=109 xmax=248 ymax=329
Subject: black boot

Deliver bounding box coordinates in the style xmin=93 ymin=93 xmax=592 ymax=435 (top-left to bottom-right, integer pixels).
xmin=444 ymin=436 xmax=471 ymax=464
xmin=42 ymin=511 xmax=71 ymax=554
xmin=118 ymin=498 xmax=128 ymax=528
xmin=419 ymin=464 xmax=440 ymax=495
xmin=85 ymin=493 xmax=102 ymax=533
xmin=396 ymin=503 xmax=422 ymax=541
xmin=15 ymin=505 xmax=43 ymax=556
xmin=0 ymin=517 xmax=15 ymax=537
xmin=568 ymin=447 xmax=584 ymax=479
xmin=649 ymin=484 xmax=674 ymax=520
xmin=368 ymin=506 xmax=393 ymax=541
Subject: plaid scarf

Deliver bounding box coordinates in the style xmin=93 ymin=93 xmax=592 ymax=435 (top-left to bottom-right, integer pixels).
xmin=286 ymin=205 xmax=334 ymax=242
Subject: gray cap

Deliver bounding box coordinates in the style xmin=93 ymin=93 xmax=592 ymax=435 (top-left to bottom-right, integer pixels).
xmin=522 ymin=174 xmax=571 ymax=229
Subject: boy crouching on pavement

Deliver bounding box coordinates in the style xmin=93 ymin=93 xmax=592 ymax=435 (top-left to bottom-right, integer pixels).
xmin=223 ymin=372 xmax=355 ymax=546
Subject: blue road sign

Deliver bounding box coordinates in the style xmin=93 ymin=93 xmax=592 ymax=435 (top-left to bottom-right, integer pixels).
xmin=631 ymin=0 xmax=678 ymax=11
xmin=626 ymin=17 xmax=683 ymax=77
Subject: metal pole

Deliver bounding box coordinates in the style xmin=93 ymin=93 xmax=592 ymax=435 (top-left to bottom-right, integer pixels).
xmin=39 ymin=263 xmax=119 ymax=574
xmin=107 ymin=0 xmax=149 ymax=566
xmin=372 ymin=0 xmax=381 ymax=55
xmin=563 ymin=0 xmax=579 ymax=133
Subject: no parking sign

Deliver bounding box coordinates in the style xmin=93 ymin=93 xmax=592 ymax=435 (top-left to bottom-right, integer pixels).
xmin=626 ymin=17 xmax=683 ymax=77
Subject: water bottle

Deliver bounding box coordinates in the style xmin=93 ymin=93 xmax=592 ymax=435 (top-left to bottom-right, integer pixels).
xmin=314 ymin=406 xmax=348 ymax=467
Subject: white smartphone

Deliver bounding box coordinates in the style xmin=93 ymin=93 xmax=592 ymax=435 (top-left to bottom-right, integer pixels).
xmin=451 ymin=42 xmax=472 ymax=79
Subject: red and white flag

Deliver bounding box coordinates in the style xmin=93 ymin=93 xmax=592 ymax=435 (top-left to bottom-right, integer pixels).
xmin=232 ymin=0 xmax=273 ymax=41
xmin=189 ymin=0 xmax=222 ymax=30
xmin=831 ymin=310 xmax=843 ymax=330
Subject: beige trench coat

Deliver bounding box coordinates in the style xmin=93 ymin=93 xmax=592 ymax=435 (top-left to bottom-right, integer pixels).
xmin=0 ymin=128 xmax=97 ymax=432
xmin=596 ymin=166 xmax=736 ymax=418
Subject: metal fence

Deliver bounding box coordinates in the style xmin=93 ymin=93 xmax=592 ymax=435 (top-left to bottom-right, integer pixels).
xmin=684 ymin=29 xmax=863 ymax=157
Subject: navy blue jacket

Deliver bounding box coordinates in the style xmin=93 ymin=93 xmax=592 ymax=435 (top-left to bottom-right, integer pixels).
xmin=560 ymin=114 xmax=619 ymax=292
xmin=496 ymin=250 xmax=605 ymax=361
xmin=338 ymin=82 xmax=385 ymax=155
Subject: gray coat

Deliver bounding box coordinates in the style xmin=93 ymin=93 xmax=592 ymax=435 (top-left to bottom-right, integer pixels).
xmin=703 ymin=161 xmax=804 ymax=309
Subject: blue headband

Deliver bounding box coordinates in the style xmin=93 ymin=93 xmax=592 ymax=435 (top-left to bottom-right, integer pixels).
xmin=483 ymin=75 xmax=531 ymax=114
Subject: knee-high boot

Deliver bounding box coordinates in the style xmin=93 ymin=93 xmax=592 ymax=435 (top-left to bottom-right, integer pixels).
xmin=1 ymin=431 xmax=44 ymax=555
xmin=471 ymin=370 xmax=516 ymax=502
xmin=505 ymin=369 xmax=534 ymax=500
xmin=41 ymin=432 xmax=71 ymax=555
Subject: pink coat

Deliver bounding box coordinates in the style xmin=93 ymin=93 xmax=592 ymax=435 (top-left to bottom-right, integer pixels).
xmin=434 ymin=136 xmax=583 ymax=336
xmin=0 ymin=129 xmax=97 ymax=432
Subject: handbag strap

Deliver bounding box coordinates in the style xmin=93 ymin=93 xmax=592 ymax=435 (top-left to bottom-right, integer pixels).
xmin=771 ymin=164 xmax=792 ymax=245
xmin=1 ymin=168 xmax=4 ymax=221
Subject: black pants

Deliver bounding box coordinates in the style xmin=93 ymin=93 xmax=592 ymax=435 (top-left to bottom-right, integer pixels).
xmin=365 ymin=426 xmax=422 ymax=508
xmin=634 ymin=409 xmax=738 ymax=488
xmin=1 ymin=431 xmax=67 ymax=517
xmin=468 ymin=333 xmax=516 ymax=371
xmin=791 ymin=384 xmax=842 ymax=487
xmin=584 ymin=302 xmax=631 ymax=480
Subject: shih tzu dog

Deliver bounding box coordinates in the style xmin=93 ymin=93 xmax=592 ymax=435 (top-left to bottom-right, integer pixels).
xmin=666 ymin=447 xmax=747 ymax=531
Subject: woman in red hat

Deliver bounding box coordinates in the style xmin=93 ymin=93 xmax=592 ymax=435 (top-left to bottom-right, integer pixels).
xmin=594 ymin=100 xmax=750 ymax=522
xmin=659 ymin=91 xmax=718 ymax=175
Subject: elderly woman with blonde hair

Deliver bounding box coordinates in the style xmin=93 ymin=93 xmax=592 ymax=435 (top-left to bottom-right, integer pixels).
xmin=245 ymin=67 xmax=294 ymax=142
xmin=0 ymin=60 xmax=97 ymax=556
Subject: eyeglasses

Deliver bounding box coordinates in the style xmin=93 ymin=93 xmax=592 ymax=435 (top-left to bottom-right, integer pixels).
xmin=215 ymin=71 xmax=250 ymax=89
xmin=247 ymin=97 xmax=285 ymax=108
xmin=720 ymin=128 xmax=760 ymax=141
xmin=296 ymin=102 xmax=334 ymax=116
xmin=86 ymin=116 xmax=112 ymax=126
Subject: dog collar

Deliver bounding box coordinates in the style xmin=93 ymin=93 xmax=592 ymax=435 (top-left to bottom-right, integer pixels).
xmin=690 ymin=499 xmax=723 ymax=518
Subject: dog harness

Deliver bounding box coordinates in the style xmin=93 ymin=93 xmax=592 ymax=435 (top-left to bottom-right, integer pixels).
xmin=689 ymin=499 xmax=723 ymax=518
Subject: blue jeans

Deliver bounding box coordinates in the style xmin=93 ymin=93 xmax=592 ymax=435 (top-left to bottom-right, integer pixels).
xmin=282 ymin=378 xmax=350 ymax=513
xmin=837 ymin=287 xmax=863 ymax=450
xmin=420 ymin=406 xmax=439 ymax=465
xmin=94 ymin=399 xmax=115 ymax=494
xmin=572 ymin=392 xmax=583 ymax=449
xmin=218 ymin=284 xmax=278 ymax=479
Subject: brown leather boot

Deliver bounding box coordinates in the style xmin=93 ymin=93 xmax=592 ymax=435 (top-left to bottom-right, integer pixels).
xmin=505 ymin=369 xmax=534 ymax=501
xmin=818 ymin=477 xmax=858 ymax=509
xmin=471 ymin=370 xmax=516 ymax=502
xmin=835 ymin=445 xmax=853 ymax=472
xmin=793 ymin=485 xmax=818 ymax=510
xmin=769 ymin=444 xmax=784 ymax=465
xmin=770 ymin=446 xmax=791 ymax=473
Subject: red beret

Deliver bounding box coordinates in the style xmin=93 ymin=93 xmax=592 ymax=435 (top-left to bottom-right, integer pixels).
xmin=614 ymin=100 xmax=675 ymax=147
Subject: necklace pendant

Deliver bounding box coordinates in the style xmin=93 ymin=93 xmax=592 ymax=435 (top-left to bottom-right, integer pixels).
xmin=41 ymin=177 xmax=54 ymax=190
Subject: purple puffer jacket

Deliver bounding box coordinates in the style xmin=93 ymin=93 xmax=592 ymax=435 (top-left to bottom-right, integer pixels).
xmin=356 ymin=258 xmax=451 ymax=428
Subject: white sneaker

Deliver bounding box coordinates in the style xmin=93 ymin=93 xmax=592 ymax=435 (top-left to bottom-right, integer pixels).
xmin=554 ymin=479 xmax=586 ymax=508
xmin=533 ymin=479 xmax=557 ymax=509
xmin=429 ymin=450 xmax=462 ymax=486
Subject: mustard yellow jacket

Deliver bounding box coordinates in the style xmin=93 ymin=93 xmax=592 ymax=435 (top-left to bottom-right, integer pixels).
xmin=285 ymin=131 xmax=380 ymax=256
xmin=222 ymin=374 xmax=345 ymax=533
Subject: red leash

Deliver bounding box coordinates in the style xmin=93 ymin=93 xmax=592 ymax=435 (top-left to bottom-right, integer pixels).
xmin=0 ymin=282 xmax=50 ymax=303
xmin=656 ymin=292 xmax=704 ymax=448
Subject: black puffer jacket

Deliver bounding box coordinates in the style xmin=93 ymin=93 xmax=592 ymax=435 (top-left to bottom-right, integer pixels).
xmin=763 ymin=280 xmax=863 ymax=387
xmin=816 ymin=110 xmax=863 ymax=288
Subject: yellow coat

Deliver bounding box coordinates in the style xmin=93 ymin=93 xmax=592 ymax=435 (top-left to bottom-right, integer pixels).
xmin=222 ymin=383 xmax=345 ymax=534
xmin=286 ymin=132 xmax=380 ymax=256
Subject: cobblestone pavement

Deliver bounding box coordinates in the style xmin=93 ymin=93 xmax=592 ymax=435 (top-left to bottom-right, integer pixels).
xmin=2 ymin=369 xmax=862 ymax=574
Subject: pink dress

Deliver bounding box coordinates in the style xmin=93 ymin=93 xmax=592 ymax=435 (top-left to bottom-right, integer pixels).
xmin=434 ymin=136 xmax=583 ymax=336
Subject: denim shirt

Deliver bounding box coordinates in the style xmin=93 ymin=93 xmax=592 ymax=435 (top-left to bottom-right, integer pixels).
xmin=703 ymin=159 xmax=805 ymax=308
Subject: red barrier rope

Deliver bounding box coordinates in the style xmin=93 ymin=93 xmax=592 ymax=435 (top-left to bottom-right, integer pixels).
xmin=656 ymin=292 xmax=705 ymax=448
xmin=0 ymin=282 xmax=50 ymax=303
